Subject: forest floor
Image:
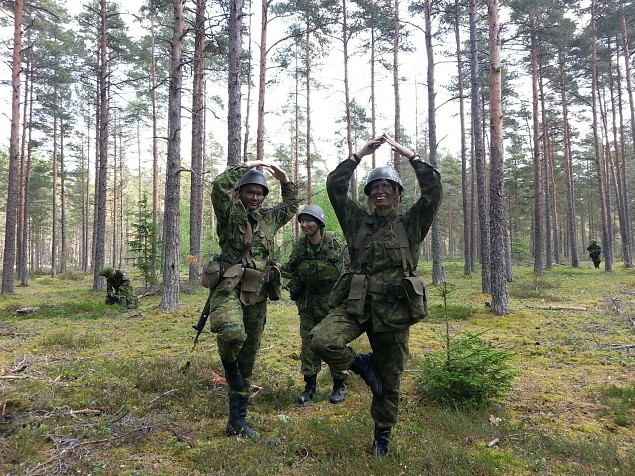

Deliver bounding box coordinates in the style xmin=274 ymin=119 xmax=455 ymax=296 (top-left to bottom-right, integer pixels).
xmin=1 ymin=261 xmax=634 ymax=475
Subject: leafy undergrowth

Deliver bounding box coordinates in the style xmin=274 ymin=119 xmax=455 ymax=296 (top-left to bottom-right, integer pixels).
xmin=1 ymin=263 xmax=635 ymax=475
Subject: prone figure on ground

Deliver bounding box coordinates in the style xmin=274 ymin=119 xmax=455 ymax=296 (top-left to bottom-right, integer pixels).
xmin=99 ymin=267 xmax=137 ymax=308
xmin=587 ymin=240 xmax=602 ymax=269
xmin=284 ymin=204 xmax=349 ymax=405
xmin=310 ymin=133 xmax=443 ymax=456
xmin=208 ymin=160 xmax=297 ymax=438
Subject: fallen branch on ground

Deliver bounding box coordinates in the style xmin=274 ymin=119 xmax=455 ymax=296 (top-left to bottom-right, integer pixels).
xmin=527 ymin=305 xmax=588 ymax=311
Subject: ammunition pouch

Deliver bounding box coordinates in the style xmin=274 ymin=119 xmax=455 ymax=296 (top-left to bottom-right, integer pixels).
xmin=239 ymin=267 xmax=263 ymax=306
xmin=201 ymin=255 xmax=224 ymax=290
xmin=217 ymin=264 xmax=244 ymax=295
xmin=401 ymin=275 xmax=428 ymax=322
xmin=346 ymin=274 xmax=368 ymax=316
xmin=328 ymin=272 xmax=352 ymax=309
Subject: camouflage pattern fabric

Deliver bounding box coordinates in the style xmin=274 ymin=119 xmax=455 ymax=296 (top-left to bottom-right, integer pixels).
xmin=285 ymin=233 xmax=348 ymax=379
xmin=311 ymin=157 xmax=442 ymax=427
xmin=208 ymin=164 xmax=298 ymax=398
xmin=106 ymin=270 xmax=133 ymax=298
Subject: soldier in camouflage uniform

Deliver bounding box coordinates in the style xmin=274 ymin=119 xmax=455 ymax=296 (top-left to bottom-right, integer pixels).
xmin=285 ymin=204 xmax=349 ymax=405
xmin=587 ymin=240 xmax=602 ymax=268
xmin=209 ymin=160 xmax=297 ymax=438
xmin=310 ymin=134 xmax=442 ymax=456
xmin=99 ymin=267 xmax=133 ymax=305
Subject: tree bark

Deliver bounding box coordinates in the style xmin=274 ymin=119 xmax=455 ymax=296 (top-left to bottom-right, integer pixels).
xmin=469 ymin=0 xmax=490 ymax=293
xmin=227 ymin=0 xmax=244 ymax=165
xmin=93 ymin=0 xmax=109 ymax=291
xmin=488 ymin=0 xmax=508 ymax=315
xmin=160 ymin=0 xmax=185 ymax=311
xmin=424 ymin=0 xmax=444 ymax=285
xmin=189 ymin=0 xmax=206 ymax=284
xmin=256 ymin=0 xmax=269 ymax=163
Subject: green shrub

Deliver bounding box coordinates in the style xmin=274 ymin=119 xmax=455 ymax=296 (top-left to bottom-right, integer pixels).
xmin=415 ymin=282 xmax=518 ymax=408
xmin=415 ymin=332 xmax=518 ymax=408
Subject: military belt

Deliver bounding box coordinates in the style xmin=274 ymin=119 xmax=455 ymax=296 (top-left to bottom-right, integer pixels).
xmin=366 ymin=279 xmax=406 ymax=297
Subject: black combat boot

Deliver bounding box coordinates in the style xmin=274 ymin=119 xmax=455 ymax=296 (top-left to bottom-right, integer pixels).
xmin=349 ymin=353 xmax=383 ymax=398
xmin=371 ymin=425 xmax=392 ymax=456
xmin=329 ymin=379 xmax=346 ymax=404
xmin=298 ymin=374 xmax=317 ymax=404
xmin=221 ymin=360 xmax=246 ymax=392
xmin=225 ymin=397 xmax=257 ymax=438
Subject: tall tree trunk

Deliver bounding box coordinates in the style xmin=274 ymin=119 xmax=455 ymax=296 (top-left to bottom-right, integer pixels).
xmin=392 ymin=0 xmax=401 ymax=175
xmin=591 ymin=0 xmax=612 ymax=271
xmin=18 ymin=42 xmax=31 ymax=286
xmin=151 ymin=16 xmax=159 ymax=282
xmin=342 ymin=0 xmax=356 ymax=196
xmin=189 ymin=0 xmax=206 ymax=284
xmin=243 ymin=0 xmax=253 ymax=161
xmin=424 ymin=0 xmax=444 ymax=285
xmin=538 ymin=65 xmax=553 ymax=269
xmin=558 ymin=58 xmax=578 ymax=267
xmin=20 ymin=58 xmax=33 ymax=285
xmin=256 ymin=0 xmax=269 ymax=163
xmin=60 ymin=121 xmax=67 ymax=274
xmin=2 ymin=0 xmax=23 ymax=295
xmin=305 ymin=24 xmax=312 ymax=202
xmin=619 ymin=2 xmax=634 ymax=267
xmin=227 ymin=0 xmax=244 ymax=165
xmin=160 ymin=0 xmax=185 ymax=311
xmin=470 ymin=0 xmax=490 ymax=293
xmin=530 ymin=18 xmax=545 ymax=275
xmin=371 ymin=26 xmax=377 ymax=169
xmin=488 ymin=0 xmax=508 ymax=315
xmin=454 ymin=0 xmax=471 ymax=277
xmin=51 ymin=102 xmax=58 ymax=278
xmin=93 ymin=0 xmax=109 ymax=291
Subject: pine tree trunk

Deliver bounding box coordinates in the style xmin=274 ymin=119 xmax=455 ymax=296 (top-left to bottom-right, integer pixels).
xmin=51 ymin=104 xmax=58 ymax=278
xmin=160 ymin=0 xmax=185 ymax=311
xmin=558 ymin=59 xmax=579 ymax=267
xmin=392 ymin=0 xmax=402 ymax=176
xmin=470 ymin=0 xmax=490 ymax=293
xmin=256 ymin=0 xmax=268 ymax=163
xmin=488 ymin=0 xmax=508 ymax=315
xmin=93 ymin=0 xmax=109 ymax=291
xmin=454 ymin=0 xmax=471 ymax=276
xmin=591 ymin=0 xmax=612 ymax=272
xmin=530 ymin=19 xmax=545 ymax=275
xmin=2 ymin=0 xmax=23 ymax=295
xmin=305 ymin=25 xmax=312 ymax=202
xmin=227 ymin=0 xmax=244 ymax=165
xmin=150 ymin=18 xmax=159 ymax=283
xmin=18 ymin=45 xmax=31 ymax=286
xmin=189 ymin=0 xmax=206 ymax=284
xmin=60 ymin=122 xmax=67 ymax=274
xmin=424 ymin=0 xmax=444 ymax=285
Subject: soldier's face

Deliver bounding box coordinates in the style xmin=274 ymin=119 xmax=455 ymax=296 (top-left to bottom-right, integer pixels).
xmin=299 ymin=217 xmax=319 ymax=237
xmin=239 ymin=185 xmax=266 ymax=211
xmin=369 ymin=180 xmax=397 ymax=214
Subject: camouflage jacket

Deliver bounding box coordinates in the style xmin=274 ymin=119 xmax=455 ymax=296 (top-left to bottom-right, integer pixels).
xmin=212 ymin=164 xmax=298 ymax=270
xmin=326 ymin=157 xmax=442 ymax=330
xmin=106 ymin=270 xmax=130 ymax=295
xmin=285 ymin=231 xmax=348 ymax=298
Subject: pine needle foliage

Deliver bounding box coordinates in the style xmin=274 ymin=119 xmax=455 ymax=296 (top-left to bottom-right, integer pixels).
xmin=415 ymin=281 xmax=519 ymax=408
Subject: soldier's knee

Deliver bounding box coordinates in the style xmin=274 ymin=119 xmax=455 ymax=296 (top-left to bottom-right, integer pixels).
xmin=216 ymin=322 xmax=247 ymax=347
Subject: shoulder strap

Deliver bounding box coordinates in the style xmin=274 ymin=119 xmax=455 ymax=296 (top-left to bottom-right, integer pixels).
xmin=323 ymin=231 xmax=335 ymax=246
xmin=395 ymin=221 xmax=416 ymax=276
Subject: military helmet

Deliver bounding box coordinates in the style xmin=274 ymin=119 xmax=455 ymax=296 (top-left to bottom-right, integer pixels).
xmin=364 ymin=166 xmax=403 ymax=196
xmin=235 ymin=169 xmax=269 ymax=196
xmin=99 ymin=267 xmax=116 ymax=278
xmin=298 ymin=204 xmax=326 ymax=227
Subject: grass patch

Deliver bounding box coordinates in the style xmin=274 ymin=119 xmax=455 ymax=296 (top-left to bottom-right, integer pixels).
xmin=1 ymin=264 xmax=635 ymax=474
xmin=595 ymin=383 xmax=635 ymax=427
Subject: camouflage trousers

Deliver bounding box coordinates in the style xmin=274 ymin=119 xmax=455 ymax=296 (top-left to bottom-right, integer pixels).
xmin=310 ymin=303 xmax=409 ymax=428
xmin=207 ymin=288 xmax=267 ymax=398
xmin=297 ymin=293 xmax=347 ymax=381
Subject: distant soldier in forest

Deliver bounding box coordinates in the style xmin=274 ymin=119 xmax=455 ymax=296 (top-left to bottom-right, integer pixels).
xmin=285 ymin=204 xmax=349 ymax=405
xmin=208 ymin=161 xmax=297 ymax=438
xmin=309 ymin=133 xmax=442 ymax=456
xmin=99 ymin=267 xmax=136 ymax=308
xmin=587 ymin=240 xmax=602 ymax=268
